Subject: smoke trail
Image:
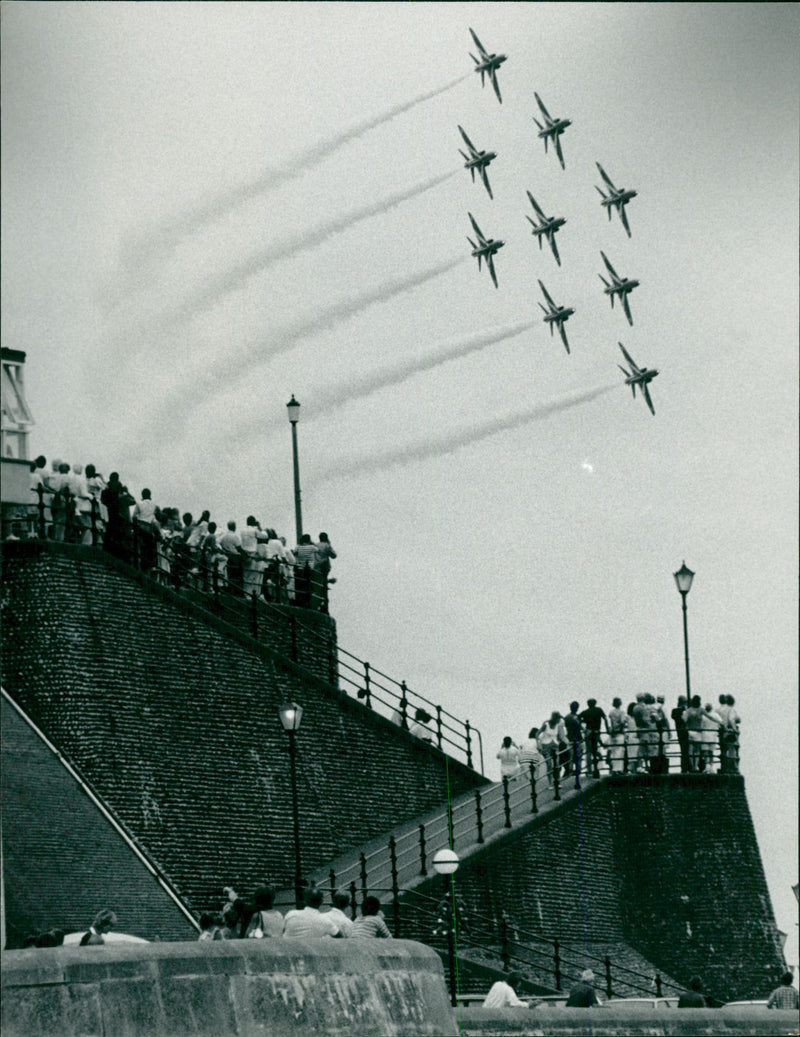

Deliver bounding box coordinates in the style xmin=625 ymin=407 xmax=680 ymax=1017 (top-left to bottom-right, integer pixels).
xmin=225 ymin=321 xmax=538 ymax=443
xmin=160 ymin=168 xmax=458 ymax=329
xmin=119 ymin=73 xmax=470 ymax=278
xmin=308 ymin=384 xmax=618 ymax=486
xmin=136 ymin=256 xmax=466 ymax=445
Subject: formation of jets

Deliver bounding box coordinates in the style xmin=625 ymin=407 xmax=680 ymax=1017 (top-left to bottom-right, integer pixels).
xmin=458 ymin=126 xmax=496 ymax=200
xmin=526 ymin=192 xmax=566 ymax=266
xmin=467 ymin=213 xmax=504 ymax=289
xmin=599 ymin=251 xmax=639 ymax=326
xmin=532 ymin=92 xmax=572 ymax=170
xmin=461 ymin=29 xmax=656 ymax=415
xmin=538 ymin=281 xmax=574 ymax=354
xmin=595 ymin=163 xmax=637 ymax=237
xmin=618 ymin=343 xmax=658 ymax=415
xmin=469 ymin=28 xmax=506 ymax=104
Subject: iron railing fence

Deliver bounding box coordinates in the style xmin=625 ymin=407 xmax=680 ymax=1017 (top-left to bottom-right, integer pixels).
xmin=289 ymin=731 xmax=738 ymax=902
xmin=3 ymin=490 xmax=484 ymax=771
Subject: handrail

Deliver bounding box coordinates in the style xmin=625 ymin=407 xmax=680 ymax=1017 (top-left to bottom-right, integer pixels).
xmin=2 ymin=491 xmax=484 ymax=772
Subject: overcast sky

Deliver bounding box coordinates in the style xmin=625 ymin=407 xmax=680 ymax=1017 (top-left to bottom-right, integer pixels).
xmin=2 ymin=2 xmax=797 ymax=966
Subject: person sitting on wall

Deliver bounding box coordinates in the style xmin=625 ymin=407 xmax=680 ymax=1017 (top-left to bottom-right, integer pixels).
xmin=677 ymin=975 xmax=707 ymax=1007
xmin=197 ymin=913 xmax=220 ymax=941
xmin=766 ymin=971 xmax=799 ymax=1010
xmin=497 ymin=735 xmax=521 ymax=779
xmin=245 ymin=886 xmax=285 ymax=938
xmin=351 ymin=895 xmax=392 ymax=939
xmin=482 ymin=970 xmax=530 ymax=1009
xmin=79 ymin=909 xmax=117 ymax=946
xmin=324 ymin=891 xmax=355 ymax=938
xmin=565 ymin=968 xmax=603 ymax=1007
xmin=409 ymin=708 xmax=434 ymax=743
xmin=284 ymin=886 xmax=343 ymax=938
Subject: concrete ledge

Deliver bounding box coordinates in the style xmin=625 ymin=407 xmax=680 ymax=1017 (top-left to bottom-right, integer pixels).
xmin=1 ymin=939 xmax=457 ymax=1037
xmin=456 ymin=1005 xmax=799 ymax=1036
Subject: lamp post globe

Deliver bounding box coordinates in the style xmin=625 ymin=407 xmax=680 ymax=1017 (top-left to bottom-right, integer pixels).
xmin=432 ymin=848 xmax=460 ymax=876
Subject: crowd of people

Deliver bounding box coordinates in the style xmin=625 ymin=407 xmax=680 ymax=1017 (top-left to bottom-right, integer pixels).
xmin=198 ymin=884 xmax=391 ymax=941
xmin=13 ymin=455 xmax=336 ymax=609
xmin=496 ymin=692 xmax=742 ymax=783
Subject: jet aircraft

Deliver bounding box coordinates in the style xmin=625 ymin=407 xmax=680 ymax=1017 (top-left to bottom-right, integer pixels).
xmin=532 ymin=92 xmax=571 ymax=170
xmin=595 ymin=163 xmax=637 ymax=237
xmin=617 ymin=342 xmax=658 ymax=415
xmin=537 ymin=279 xmax=574 ymax=354
xmin=469 ymin=28 xmax=506 ymax=104
xmin=458 ymin=126 xmax=497 ymax=200
xmin=526 ymin=191 xmax=566 ymax=266
xmin=599 ymin=251 xmax=639 ymax=326
xmin=467 ymin=213 xmax=504 ymax=288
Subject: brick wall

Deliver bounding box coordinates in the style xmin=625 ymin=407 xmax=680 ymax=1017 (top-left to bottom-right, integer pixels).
xmin=408 ymin=777 xmax=784 ymax=1001
xmin=1 ymin=697 xmax=196 ymax=946
xmin=1 ymin=546 xmax=483 ymax=919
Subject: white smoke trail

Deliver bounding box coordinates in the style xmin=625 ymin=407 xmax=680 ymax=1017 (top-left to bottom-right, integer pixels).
xmin=134 ymin=256 xmax=467 ymax=446
xmin=118 ymin=73 xmax=470 ymax=280
xmin=308 ymin=384 xmax=618 ymax=486
xmin=224 ymin=321 xmax=538 ymax=443
xmin=160 ymin=169 xmax=458 ymax=329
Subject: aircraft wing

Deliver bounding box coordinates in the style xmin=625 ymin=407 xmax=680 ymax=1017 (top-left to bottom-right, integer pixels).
xmin=538 ymin=279 xmax=556 ymax=309
xmin=554 ymin=133 xmax=565 ymax=170
xmin=458 ymin=125 xmax=478 ymax=156
xmin=480 ymin=167 xmax=493 ymax=200
xmin=600 ymin=251 xmax=621 ymax=282
xmin=534 ymin=92 xmax=553 ymax=124
xmin=642 ymin=383 xmax=655 ymax=415
xmin=619 ymin=204 xmax=631 ymax=237
xmin=469 ymin=28 xmax=489 ymax=60
xmin=618 ymin=342 xmax=640 ymax=373
xmin=486 ymin=252 xmax=499 ymax=288
xmin=527 ymin=191 xmax=545 ymax=219
xmin=621 ymin=293 xmax=634 ymax=325
xmin=489 ymin=69 xmax=502 ymax=104
xmin=549 ymin=231 xmax=561 ymax=267
xmin=468 ymin=213 xmax=487 ymax=244
xmin=558 ymin=320 xmax=570 ymax=354
xmin=596 ymin=162 xmax=616 ymax=190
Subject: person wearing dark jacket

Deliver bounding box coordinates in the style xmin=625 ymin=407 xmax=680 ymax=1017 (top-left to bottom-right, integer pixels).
xmin=565 ymin=969 xmax=602 ymax=1007
xmin=677 ymin=976 xmax=707 ymax=1007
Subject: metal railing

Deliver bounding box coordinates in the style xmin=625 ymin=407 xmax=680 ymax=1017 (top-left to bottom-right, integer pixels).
xmin=3 ymin=489 xmax=484 ymax=772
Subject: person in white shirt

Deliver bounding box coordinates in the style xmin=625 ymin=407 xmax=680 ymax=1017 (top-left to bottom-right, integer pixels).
xmin=324 ymin=892 xmax=355 ymax=937
xmin=284 ymin=887 xmax=342 ymax=938
xmin=483 ymin=971 xmax=529 ymax=1008
xmin=497 ymin=736 xmax=521 ymax=779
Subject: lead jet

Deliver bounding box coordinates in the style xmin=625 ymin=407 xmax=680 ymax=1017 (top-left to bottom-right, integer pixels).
xmin=526 ymin=191 xmax=566 ymax=266
xmin=458 ymin=126 xmax=497 ymax=200
xmin=469 ymin=28 xmax=506 ymax=104
xmin=595 ymin=163 xmax=637 ymax=237
xmin=532 ymin=92 xmax=571 ymax=170
xmin=599 ymin=251 xmax=639 ymax=326
xmin=618 ymin=342 xmax=658 ymax=415
xmin=538 ymin=279 xmax=574 ymax=354
xmin=467 ymin=212 xmax=504 ymax=288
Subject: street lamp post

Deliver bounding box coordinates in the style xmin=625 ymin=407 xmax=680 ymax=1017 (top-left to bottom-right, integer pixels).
xmin=278 ymin=701 xmax=304 ymax=908
xmin=286 ymin=395 xmax=303 ymax=545
xmin=433 ymin=848 xmax=460 ymax=1007
xmin=673 ymin=562 xmax=695 ymax=702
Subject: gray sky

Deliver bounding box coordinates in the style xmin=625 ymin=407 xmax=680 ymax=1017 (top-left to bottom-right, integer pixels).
xmin=2 ymin=2 xmax=797 ymax=966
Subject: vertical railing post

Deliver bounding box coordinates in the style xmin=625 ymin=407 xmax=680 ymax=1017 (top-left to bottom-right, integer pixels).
xmin=328 ymin=635 xmax=337 ymax=688
xmin=655 ymin=973 xmax=662 ymax=997
xmin=290 ymin=614 xmax=298 ymax=662
xmin=212 ymin=560 xmax=219 ymax=605
xmin=474 ymin=789 xmax=484 ymax=844
xmin=250 ymin=590 xmax=259 ymax=639
xmin=554 ymin=938 xmax=562 ymax=990
xmin=418 ymin=824 xmax=428 ymax=876
xmin=349 ymin=881 xmax=358 ymax=920
xmin=529 ymin=763 xmax=538 ymax=814
xmin=362 ymin=662 xmax=372 ymax=709
xmin=359 ymin=852 xmax=368 ymax=899
xmin=321 ymin=569 xmax=329 ymax=615
xmin=201 ymin=541 xmax=210 ymax=593
xmin=435 ymin=705 xmax=443 ymax=750
xmin=465 ymin=720 xmax=473 ymax=770
xmin=499 ymin=913 xmax=510 ymax=972
xmin=399 ymin=682 xmax=409 ymax=729
xmin=389 ymin=836 xmax=400 ymax=938
xmin=329 ymin=869 xmax=336 ymax=902
xmin=502 ymin=777 xmax=512 ymax=828
xmin=605 ymin=955 xmax=612 ymax=999
xmin=132 ymin=519 xmax=140 ymax=570
xmin=36 ymin=484 xmax=46 ymax=539
xmin=553 ymin=762 xmax=561 ymax=802
xmin=90 ymin=497 xmax=99 ymax=546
